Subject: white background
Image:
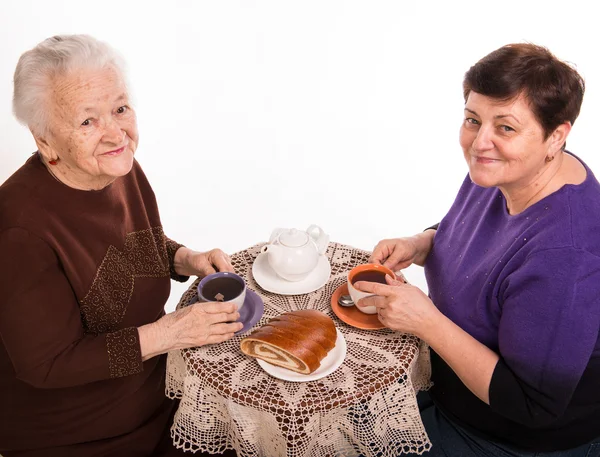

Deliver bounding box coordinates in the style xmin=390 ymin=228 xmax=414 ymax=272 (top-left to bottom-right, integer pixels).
xmin=1 ymin=1 xmax=598 ymax=312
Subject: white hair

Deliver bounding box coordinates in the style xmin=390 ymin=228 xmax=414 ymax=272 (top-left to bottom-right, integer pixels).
xmin=13 ymin=34 xmax=129 ymax=136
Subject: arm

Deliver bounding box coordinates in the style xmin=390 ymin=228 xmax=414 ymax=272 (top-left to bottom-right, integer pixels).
xmin=358 ymin=247 xmax=600 ymax=426
xmin=138 ymin=300 xmax=241 ymax=362
xmin=488 ymin=249 xmax=600 ymax=426
xmin=165 ymin=237 xmax=190 ymax=282
xmin=171 ymin=244 xmax=235 ymax=277
xmin=356 ymin=278 xmax=497 ymax=403
xmin=0 ymin=229 xmax=242 ymax=388
xmin=0 ymin=228 xmax=143 ymax=388
xmin=411 ymin=227 xmax=437 ymax=267
xmin=146 ymin=238 xmax=240 ymax=361
xmin=420 ymin=308 xmax=499 ymax=404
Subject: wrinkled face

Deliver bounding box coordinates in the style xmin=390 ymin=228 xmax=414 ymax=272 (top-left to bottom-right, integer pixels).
xmin=459 ymin=92 xmax=556 ymax=190
xmin=38 ymin=66 xmax=138 ymax=189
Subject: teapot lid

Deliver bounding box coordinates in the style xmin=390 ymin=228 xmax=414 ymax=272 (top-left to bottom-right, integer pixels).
xmin=279 ymin=228 xmax=308 ymax=247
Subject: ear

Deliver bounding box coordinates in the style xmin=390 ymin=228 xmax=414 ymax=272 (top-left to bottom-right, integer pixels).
xmin=32 ymin=131 xmax=58 ymax=162
xmin=548 ymin=121 xmax=572 ymax=154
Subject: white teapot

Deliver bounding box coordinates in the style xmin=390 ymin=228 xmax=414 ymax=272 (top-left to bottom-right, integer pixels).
xmin=260 ymin=225 xmax=329 ymax=282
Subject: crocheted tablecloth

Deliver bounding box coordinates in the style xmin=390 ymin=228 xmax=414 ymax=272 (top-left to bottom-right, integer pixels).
xmin=166 ymin=242 xmax=431 ymax=457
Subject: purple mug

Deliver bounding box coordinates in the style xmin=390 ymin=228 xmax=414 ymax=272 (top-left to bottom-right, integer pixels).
xmin=197 ymin=272 xmax=246 ymax=311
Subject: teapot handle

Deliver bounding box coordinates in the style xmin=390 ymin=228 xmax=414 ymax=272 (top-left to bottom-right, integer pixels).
xmin=307 ymin=224 xmax=330 ymax=255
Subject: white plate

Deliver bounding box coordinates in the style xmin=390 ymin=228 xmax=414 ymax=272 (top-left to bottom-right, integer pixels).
xmin=252 ymin=252 xmax=331 ymax=295
xmin=257 ymin=329 xmax=346 ymax=382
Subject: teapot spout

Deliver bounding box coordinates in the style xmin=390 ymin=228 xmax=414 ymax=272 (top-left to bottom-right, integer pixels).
xmin=261 ymin=243 xmax=281 ymax=256
xmin=261 ymin=243 xmax=285 ymax=275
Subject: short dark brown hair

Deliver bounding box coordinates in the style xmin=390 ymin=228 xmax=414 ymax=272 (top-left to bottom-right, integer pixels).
xmin=463 ymin=43 xmax=585 ymax=141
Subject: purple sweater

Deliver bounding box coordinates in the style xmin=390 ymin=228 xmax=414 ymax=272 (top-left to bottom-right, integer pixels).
xmin=424 ymin=153 xmax=600 ymax=451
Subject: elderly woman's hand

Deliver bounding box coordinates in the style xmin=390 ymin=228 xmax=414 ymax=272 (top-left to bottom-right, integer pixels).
xmin=354 ymin=276 xmax=440 ymax=337
xmin=370 ymin=238 xmax=419 ymax=270
xmin=370 ymin=229 xmax=436 ymax=269
xmin=174 ymin=247 xmax=235 ymax=277
xmin=139 ymin=302 xmax=243 ymax=360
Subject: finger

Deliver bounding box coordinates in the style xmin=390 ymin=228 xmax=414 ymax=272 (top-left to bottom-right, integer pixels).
xmin=368 ymin=253 xmax=383 ymax=265
xmin=205 ymin=311 xmax=241 ymax=326
xmin=205 ymin=332 xmax=236 ymax=345
xmin=394 ymin=271 xmax=409 ymax=284
xmin=387 ymin=259 xmax=413 ymax=271
xmin=210 ymin=321 xmax=244 ymax=334
xmin=369 ymin=242 xmax=391 ymax=265
xmin=382 ymin=249 xmax=408 ymax=271
xmin=385 ymin=274 xmax=406 ymax=286
xmin=353 ymin=280 xmax=394 ymax=297
xmin=193 ymin=301 xmax=238 ymax=315
xmin=211 ymin=250 xmax=235 ymax=273
xmin=356 ymin=295 xmax=385 ymax=310
xmin=201 ymin=265 xmax=217 ymax=277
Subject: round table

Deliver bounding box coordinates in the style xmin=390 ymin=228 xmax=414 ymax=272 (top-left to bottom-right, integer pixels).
xmin=166 ymin=242 xmax=432 ymax=457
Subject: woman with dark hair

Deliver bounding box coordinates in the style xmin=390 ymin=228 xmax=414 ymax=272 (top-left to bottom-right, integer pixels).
xmin=356 ymin=43 xmax=600 ymax=456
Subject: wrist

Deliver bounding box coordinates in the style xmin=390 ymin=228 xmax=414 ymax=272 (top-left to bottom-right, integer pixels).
xmin=417 ymin=305 xmax=446 ymax=343
xmin=138 ymin=318 xmax=171 ymax=361
xmin=411 ymin=231 xmax=435 ymax=266
xmin=173 ymin=247 xmax=193 ymax=276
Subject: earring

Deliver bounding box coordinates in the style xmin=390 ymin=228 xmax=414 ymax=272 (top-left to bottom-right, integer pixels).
xmin=48 ymin=159 xmax=58 ymax=165
xmin=545 ymin=155 xmax=554 ymax=163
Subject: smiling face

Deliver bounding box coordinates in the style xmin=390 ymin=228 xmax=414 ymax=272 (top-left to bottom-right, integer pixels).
xmin=459 ymin=91 xmax=565 ymax=192
xmin=35 ymin=66 xmax=138 ymax=190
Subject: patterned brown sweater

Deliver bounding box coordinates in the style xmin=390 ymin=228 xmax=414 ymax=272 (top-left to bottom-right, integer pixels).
xmin=0 ymin=154 xmax=188 ymax=456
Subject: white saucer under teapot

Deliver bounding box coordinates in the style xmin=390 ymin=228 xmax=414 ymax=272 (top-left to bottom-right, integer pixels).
xmin=260 ymin=225 xmax=329 ymax=282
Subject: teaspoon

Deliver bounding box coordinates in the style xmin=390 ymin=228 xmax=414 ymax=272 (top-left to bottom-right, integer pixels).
xmin=338 ymin=294 xmax=355 ymax=307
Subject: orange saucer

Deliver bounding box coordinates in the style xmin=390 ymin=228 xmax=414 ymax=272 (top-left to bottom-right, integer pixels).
xmin=331 ymin=283 xmax=386 ymax=330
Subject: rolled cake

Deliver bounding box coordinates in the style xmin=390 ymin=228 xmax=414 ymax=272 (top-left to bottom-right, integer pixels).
xmin=240 ymin=309 xmax=337 ymax=374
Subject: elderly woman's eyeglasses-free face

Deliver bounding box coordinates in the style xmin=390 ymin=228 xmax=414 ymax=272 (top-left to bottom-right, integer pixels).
xmin=36 ymin=65 xmax=138 ymax=190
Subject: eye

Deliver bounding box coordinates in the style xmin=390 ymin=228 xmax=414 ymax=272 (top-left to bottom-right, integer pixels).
xmin=499 ymin=125 xmax=515 ymax=132
xmin=116 ymin=105 xmax=128 ymax=114
xmin=465 ymin=117 xmax=480 ymax=125
xmin=81 ymin=119 xmax=91 ymax=126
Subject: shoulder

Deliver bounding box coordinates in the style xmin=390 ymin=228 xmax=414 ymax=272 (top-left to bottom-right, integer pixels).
xmin=545 ymin=153 xmax=600 ymax=254
xmin=0 ymin=154 xmax=47 ymax=232
xmin=503 ymin=153 xmax=600 ymax=256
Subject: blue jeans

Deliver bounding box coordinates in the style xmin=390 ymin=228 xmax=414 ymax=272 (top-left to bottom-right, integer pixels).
xmin=408 ymin=392 xmax=600 ymax=457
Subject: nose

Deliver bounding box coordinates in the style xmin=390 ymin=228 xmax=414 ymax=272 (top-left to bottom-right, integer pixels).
xmin=102 ymin=117 xmax=125 ymax=145
xmin=472 ymin=125 xmax=494 ymax=152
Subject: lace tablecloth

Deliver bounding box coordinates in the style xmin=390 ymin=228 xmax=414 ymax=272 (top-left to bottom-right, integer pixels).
xmin=166 ymin=242 xmax=432 ymax=457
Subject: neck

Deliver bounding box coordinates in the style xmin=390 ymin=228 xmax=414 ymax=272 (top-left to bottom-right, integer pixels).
xmin=500 ymin=155 xmax=564 ymax=215
xmin=40 ymin=155 xmax=115 ymax=191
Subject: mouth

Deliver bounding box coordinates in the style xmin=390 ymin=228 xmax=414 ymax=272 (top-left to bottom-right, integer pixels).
xmin=472 ymin=155 xmax=500 ymax=164
xmin=102 ymin=145 xmax=127 ymax=156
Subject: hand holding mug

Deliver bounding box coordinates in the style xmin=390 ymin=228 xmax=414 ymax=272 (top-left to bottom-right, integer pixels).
xmin=176 ymin=247 xmax=235 ymax=277
xmin=347 ymin=263 xmax=397 ymax=314
xmin=158 ymin=301 xmax=243 ymax=350
xmin=355 ymin=275 xmax=438 ymax=337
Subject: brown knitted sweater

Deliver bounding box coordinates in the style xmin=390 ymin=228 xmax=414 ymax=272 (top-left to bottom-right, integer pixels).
xmin=0 ymin=154 xmax=188 ymax=456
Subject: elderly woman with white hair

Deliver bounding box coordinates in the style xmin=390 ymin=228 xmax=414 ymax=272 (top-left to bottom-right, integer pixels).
xmin=0 ymin=35 xmax=239 ymax=457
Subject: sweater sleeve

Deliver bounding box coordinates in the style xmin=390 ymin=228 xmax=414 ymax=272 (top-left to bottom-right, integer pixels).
xmin=0 ymin=227 xmax=144 ymax=389
xmin=489 ymin=247 xmax=600 ymax=427
xmin=164 ymin=236 xmax=189 ymax=282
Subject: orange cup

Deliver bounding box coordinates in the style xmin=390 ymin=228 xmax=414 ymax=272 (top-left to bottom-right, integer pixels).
xmin=347 ymin=263 xmax=395 ymax=314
